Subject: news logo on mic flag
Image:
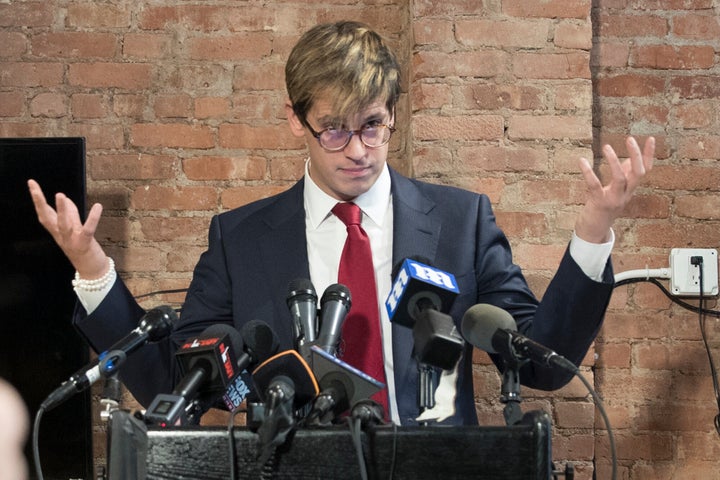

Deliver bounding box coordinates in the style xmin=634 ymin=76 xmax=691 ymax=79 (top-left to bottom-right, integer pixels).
xmin=385 ymin=258 xmax=460 ymax=328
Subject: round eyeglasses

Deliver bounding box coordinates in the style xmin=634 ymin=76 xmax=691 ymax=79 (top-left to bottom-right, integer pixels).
xmin=306 ymin=123 xmax=396 ymax=152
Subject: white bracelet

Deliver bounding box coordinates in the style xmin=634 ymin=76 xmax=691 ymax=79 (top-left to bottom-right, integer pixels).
xmin=72 ymin=257 xmax=117 ymax=292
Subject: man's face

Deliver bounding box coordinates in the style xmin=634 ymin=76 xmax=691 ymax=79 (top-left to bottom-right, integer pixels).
xmin=288 ymin=98 xmax=393 ymax=201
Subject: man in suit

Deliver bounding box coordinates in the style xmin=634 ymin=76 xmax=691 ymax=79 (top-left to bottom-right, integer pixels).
xmin=28 ymin=21 xmax=654 ymax=425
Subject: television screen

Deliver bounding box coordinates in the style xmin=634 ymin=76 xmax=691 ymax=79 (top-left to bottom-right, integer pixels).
xmin=0 ymin=137 xmax=93 ymax=480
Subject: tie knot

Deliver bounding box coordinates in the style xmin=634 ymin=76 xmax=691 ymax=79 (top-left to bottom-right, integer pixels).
xmin=332 ymin=202 xmax=362 ymax=227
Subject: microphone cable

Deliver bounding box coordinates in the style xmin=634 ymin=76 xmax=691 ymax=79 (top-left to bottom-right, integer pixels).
xmin=32 ymin=406 xmax=46 ymax=480
xmin=574 ymin=370 xmax=616 ymax=480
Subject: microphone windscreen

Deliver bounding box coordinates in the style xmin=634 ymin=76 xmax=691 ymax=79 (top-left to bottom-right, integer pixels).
xmin=242 ymin=320 xmax=280 ymax=364
xmin=461 ymin=303 xmax=516 ymax=354
xmin=139 ymin=305 xmax=177 ymax=340
xmin=287 ymin=278 xmax=316 ymax=299
xmin=202 ymin=323 xmax=245 ymax=355
xmin=252 ymin=350 xmax=319 ymax=409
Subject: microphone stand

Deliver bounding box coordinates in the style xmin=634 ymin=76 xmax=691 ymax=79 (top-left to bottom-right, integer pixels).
xmin=500 ymin=355 xmax=526 ymax=426
xmin=417 ymin=362 xmax=437 ymax=417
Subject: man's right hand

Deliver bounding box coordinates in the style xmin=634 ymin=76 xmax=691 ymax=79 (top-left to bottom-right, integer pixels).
xmin=27 ymin=179 xmax=110 ymax=279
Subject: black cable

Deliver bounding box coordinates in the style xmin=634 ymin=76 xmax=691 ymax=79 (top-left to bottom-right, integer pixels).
xmin=227 ymin=407 xmax=247 ymax=480
xmin=32 ymin=406 xmax=46 ymax=480
xmin=134 ymin=287 xmax=189 ymax=300
xmin=614 ymin=277 xmax=720 ymax=317
xmin=346 ymin=416 xmax=369 ymax=480
xmin=692 ymin=259 xmax=720 ymax=436
xmin=576 ymin=372 xmax=616 ymax=480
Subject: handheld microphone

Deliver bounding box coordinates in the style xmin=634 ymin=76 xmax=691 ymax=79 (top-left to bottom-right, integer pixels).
xmin=315 ymin=283 xmax=351 ymax=356
xmin=286 ymin=278 xmax=318 ymax=345
xmin=222 ymin=320 xmax=280 ymax=412
xmin=385 ymin=258 xmax=464 ymax=370
xmin=41 ymin=305 xmax=176 ymax=412
xmin=144 ymin=323 xmax=243 ymax=426
xmin=461 ymin=303 xmax=578 ymax=373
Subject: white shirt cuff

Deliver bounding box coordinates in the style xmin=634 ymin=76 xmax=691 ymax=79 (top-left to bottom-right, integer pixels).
xmin=569 ymin=229 xmax=614 ymax=282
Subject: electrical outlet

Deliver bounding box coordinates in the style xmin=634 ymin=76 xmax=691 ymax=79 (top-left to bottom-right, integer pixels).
xmin=669 ymin=248 xmax=719 ymax=296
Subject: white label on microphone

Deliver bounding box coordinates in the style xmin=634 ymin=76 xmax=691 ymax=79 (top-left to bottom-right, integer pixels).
xmin=86 ymin=364 xmax=102 ymax=384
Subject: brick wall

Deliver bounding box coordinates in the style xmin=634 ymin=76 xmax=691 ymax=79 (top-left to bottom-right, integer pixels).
xmin=1 ymin=1 xmax=718 ymax=478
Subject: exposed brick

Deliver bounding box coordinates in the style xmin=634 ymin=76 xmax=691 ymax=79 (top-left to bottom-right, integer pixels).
xmin=457 ymin=84 xmax=545 ymax=111
xmin=0 ymin=32 xmax=27 ymax=57
xmin=412 ymin=18 xmax=455 ymax=49
xmin=413 ymin=114 xmax=504 ymax=141
xmin=0 ymin=62 xmax=64 ymax=87
xmin=269 ymin=155 xmax=306 ymax=181
xmin=67 ymin=124 xmax=125 ymax=150
xmin=218 ymin=123 xmax=304 ymax=150
xmin=503 ymin=0 xmax=590 ymax=19
xmin=188 ymin=33 xmax=274 ymax=61
xmin=32 ymin=32 xmax=117 ymax=59
xmin=29 ymin=92 xmax=67 ymax=118
xmin=154 ymin=94 xmax=193 ymax=119
xmin=631 ymin=45 xmax=715 ymax=69
xmin=0 ymin=2 xmax=53 ymax=28
xmin=675 ymin=195 xmax=720 ymax=220
xmin=194 ymin=97 xmax=231 ymax=119
xmin=413 ymin=50 xmax=508 ymax=79
xmin=672 ymin=13 xmax=720 ymax=40
xmin=673 ymin=102 xmax=714 ymax=129
xmin=66 ymin=3 xmax=131 ymax=28
xmin=508 ymin=115 xmax=592 ymax=141
xmin=182 ymin=155 xmax=266 ymax=181
xmin=131 ymin=124 xmax=215 ymax=149
xmin=71 ymin=94 xmax=108 ymax=119
xmin=595 ymin=74 xmax=665 ymax=97
xmin=138 ymin=5 xmax=278 ymax=32
xmin=455 ymin=19 xmax=549 ymax=49
xmin=596 ymin=13 xmax=668 ymax=38
xmin=122 ymin=33 xmax=171 ymax=60
xmin=456 ymin=145 xmax=549 ymax=172
xmin=68 ymin=63 xmax=154 ymax=89
xmin=233 ymin=62 xmax=287 ymax=91
xmin=90 ymin=154 xmax=177 ymax=180
xmin=411 ymin=83 xmax=453 ymax=110
xmin=0 ymin=91 xmax=24 ymax=117
xmin=132 ymin=185 xmax=218 ymax=211
xmin=668 ymin=75 xmax=720 ymax=99
xmin=139 ymin=217 xmax=208 ymax=242
xmin=113 ymin=94 xmax=148 ymax=118
xmin=554 ymin=21 xmax=593 ymax=50
xmin=221 ymin=185 xmax=289 ymax=209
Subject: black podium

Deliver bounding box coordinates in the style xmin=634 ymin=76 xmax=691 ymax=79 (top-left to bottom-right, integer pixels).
xmin=107 ymin=410 xmax=552 ymax=480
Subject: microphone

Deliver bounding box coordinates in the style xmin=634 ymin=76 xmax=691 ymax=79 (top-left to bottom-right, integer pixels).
xmin=385 ymin=258 xmax=464 ymax=370
xmin=221 ymin=320 xmax=280 ymax=412
xmin=305 ymin=345 xmax=385 ymax=426
xmin=315 ymin=283 xmax=351 ymax=356
xmin=385 ymin=257 xmax=459 ymax=328
xmin=251 ymin=350 xmax=319 ymax=462
xmin=40 ymin=305 xmax=176 ymax=412
xmin=461 ymin=303 xmax=578 ymax=373
xmin=144 ymin=323 xmax=243 ymax=426
xmin=286 ymin=278 xmax=318 ymax=346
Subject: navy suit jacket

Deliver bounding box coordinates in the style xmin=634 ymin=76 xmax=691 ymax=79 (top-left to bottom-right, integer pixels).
xmin=75 ymin=167 xmax=614 ymax=425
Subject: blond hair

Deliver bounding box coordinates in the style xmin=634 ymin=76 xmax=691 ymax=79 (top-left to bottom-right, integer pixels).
xmin=285 ymin=21 xmax=401 ymax=126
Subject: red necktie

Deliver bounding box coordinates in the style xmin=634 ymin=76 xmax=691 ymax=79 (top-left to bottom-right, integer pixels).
xmin=332 ymin=202 xmax=389 ymax=415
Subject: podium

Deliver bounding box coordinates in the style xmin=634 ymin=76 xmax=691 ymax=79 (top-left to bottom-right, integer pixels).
xmin=107 ymin=410 xmax=552 ymax=480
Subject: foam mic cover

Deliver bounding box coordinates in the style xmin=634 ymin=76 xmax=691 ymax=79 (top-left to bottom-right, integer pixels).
xmin=461 ymin=303 xmax=516 ymax=354
xmin=252 ymin=350 xmax=319 ymax=410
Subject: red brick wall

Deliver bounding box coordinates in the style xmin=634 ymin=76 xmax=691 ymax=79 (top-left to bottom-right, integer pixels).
xmin=2 ymin=1 xmax=718 ymax=478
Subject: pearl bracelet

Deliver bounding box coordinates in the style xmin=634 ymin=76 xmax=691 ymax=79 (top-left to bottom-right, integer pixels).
xmin=72 ymin=257 xmax=116 ymax=292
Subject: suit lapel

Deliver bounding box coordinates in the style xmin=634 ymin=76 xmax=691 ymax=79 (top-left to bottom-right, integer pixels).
xmin=388 ymin=169 xmax=442 ymax=407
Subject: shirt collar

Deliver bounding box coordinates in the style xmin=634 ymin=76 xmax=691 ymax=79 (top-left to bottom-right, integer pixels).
xmin=304 ymin=159 xmax=392 ymax=229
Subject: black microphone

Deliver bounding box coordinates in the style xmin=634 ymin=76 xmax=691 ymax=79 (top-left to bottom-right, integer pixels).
xmin=40 ymin=305 xmax=176 ymax=411
xmin=461 ymin=303 xmax=578 ymax=373
xmin=385 ymin=258 xmax=464 ymax=370
xmin=251 ymin=350 xmax=319 ymax=462
xmin=221 ymin=320 xmax=280 ymax=412
xmin=305 ymin=345 xmax=385 ymax=426
xmin=315 ymin=283 xmax=351 ymax=356
xmin=286 ymin=278 xmax=318 ymax=346
xmin=144 ymin=323 xmax=243 ymax=426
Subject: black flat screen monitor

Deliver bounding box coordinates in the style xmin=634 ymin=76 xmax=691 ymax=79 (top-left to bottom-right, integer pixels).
xmin=0 ymin=137 xmax=93 ymax=480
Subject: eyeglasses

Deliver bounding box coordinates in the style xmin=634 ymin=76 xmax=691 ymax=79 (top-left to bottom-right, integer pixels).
xmin=306 ymin=122 xmax=396 ymax=152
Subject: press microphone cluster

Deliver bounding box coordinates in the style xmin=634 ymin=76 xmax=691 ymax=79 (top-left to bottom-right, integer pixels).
xmin=144 ymin=320 xmax=281 ymax=426
xmin=461 ymin=303 xmax=578 ymax=374
xmin=40 ymin=305 xmax=177 ymax=412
